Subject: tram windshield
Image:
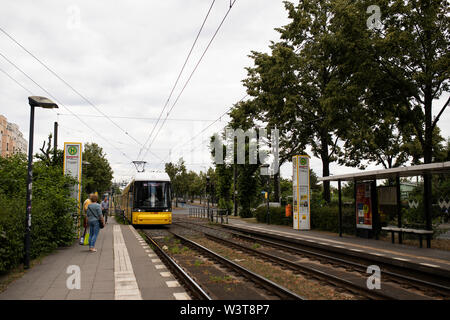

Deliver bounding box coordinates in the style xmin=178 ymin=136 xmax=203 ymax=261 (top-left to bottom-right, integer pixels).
xmin=134 ymin=181 xmax=171 ymax=210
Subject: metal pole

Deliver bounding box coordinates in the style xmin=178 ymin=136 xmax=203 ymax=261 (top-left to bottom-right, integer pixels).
xmin=266 ymin=176 xmax=270 ymax=224
xmin=354 ymin=179 xmax=357 ymax=236
xmin=338 ymin=179 xmax=342 ymax=237
xmin=24 ymin=105 xmax=35 ymax=269
xmin=424 ymin=173 xmax=432 ymax=248
xmin=372 ymin=180 xmax=379 ymax=240
xmin=233 ymin=164 xmax=237 ymax=216
xmin=53 ymin=121 xmax=58 ymax=164
xmin=396 ymin=175 xmax=402 ymax=244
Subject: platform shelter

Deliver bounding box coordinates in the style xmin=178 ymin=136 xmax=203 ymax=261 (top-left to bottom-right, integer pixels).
xmin=318 ymin=162 xmax=450 ymax=248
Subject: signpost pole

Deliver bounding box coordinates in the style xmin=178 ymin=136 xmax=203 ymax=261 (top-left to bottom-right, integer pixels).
xmin=338 ymin=179 xmax=342 ymax=237
xmin=396 ymin=175 xmax=402 ymax=244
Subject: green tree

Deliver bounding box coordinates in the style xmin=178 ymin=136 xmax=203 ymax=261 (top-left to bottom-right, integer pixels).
xmin=82 ymin=143 xmax=113 ymax=197
xmin=165 ymin=158 xmax=189 ymax=205
xmin=241 ymin=0 xmax=355 ymax=203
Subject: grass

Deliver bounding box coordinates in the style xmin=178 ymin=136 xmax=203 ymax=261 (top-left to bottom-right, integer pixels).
xmin=209 ymin=275 xmax=233 ymax=283
xmin=251 ymin=243 xmax=261 ymax=249
xmin=0 ymin=253 xmax=49 ymax=294
xmin=169 ymin=246 xmax=181 ymax=254
xmin=194 ymin=260 xmax=204 ymax=267
xmin=114 ymin=214 xmax=129 ymax=225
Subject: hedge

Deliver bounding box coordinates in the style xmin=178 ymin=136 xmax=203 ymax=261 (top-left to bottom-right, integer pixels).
xmin=254 ymin=206 xmax=293 ymax=226
xmin=254 ymin=202 xmax=356 ymax=235
xmin=0 ymin=154 xmax=77 ymax=273
xmin=310 ymin=205 xmax=355 ymax=234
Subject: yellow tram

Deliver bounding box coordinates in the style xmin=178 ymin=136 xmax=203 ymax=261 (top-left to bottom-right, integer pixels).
xmin=121 ymin=171 xmax=172 ymax=225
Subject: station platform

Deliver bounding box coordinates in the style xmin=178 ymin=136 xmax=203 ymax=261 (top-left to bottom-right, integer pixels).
xmin=0 ymin=218 xmax=190 ymax=300
xmin=225 ymin=217 xmax=450 ymax=275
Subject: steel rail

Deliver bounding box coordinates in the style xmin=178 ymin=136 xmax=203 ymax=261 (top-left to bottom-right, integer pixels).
xmin=142 ymin=231 xmax=212 ymax=300
xmin=168 ymin=231 xmax=306 ymax=300
xmin=230 ymin=232 xmax=450 ymax=296
xmin=202 ymin=232 xmax=397 ymax=300
xmin=174 ymin=220 xmax=450 ymax=298
xmin=221 ymin=224 xmax=450 ymax=287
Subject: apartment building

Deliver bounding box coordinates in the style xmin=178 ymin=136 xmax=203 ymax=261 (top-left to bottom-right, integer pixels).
xmin=0 ymin=114 xmax=28 ymax=157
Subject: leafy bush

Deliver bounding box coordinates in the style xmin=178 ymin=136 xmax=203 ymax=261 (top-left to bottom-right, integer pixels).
xmin=0 ymin=154 xmax=77 ymax=273
xmin=310 ymin=205 xmax=355 ymax=234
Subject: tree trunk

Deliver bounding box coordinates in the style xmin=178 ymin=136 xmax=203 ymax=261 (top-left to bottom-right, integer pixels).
xmin=321 ymin=135 xmax=331 ymax=203
xmin=423 ymin=83 xmax=433 ymax=236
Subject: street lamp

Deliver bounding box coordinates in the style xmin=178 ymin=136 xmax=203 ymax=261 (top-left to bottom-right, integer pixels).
xmin=24 ymin=96 xmax=58 ymax=269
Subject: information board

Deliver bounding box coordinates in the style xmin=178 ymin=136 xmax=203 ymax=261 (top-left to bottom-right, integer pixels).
xmin=292 ymin=155 xmax=310 ymax=230
xmin=356 ymin=182 xmax=372 ymax=229
xmin=63 ymin=142 xmax=82 ymax=235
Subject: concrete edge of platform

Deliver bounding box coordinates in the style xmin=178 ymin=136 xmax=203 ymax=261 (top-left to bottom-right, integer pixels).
xmin=222 ymin=224 xmax=450 ymax=279
xmin=123 ymin=224 xmax=191 ymax=300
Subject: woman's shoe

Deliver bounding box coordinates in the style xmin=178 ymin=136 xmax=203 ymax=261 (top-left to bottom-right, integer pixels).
xmin=91 ymin=248 xmax=97 ymax=252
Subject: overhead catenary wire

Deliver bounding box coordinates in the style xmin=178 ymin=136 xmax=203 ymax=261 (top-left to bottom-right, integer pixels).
xmin=158 ymin=93 xmax=248 ymax=166
xmin=0 ymin=26 xmax=145 ymax=150
xmin=0 ymin=66 xmax=33 ymax=95
xmin=136 ymin=0 xmax=217 ymax=160
xmin=0 ymin=51 xmax=134 ymax=162
xmin=56 ymin=113 xmax=225 ymax=122
xmin=140 ymin=0 xmax=239 ymax=161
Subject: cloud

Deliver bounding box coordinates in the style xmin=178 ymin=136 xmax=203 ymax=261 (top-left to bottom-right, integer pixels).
xmin=1 ymin=0 xmax=447 ymax=185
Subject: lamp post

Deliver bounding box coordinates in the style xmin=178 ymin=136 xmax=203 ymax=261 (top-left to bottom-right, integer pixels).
xmin=24 ymin=96 xmax=58 ymax=269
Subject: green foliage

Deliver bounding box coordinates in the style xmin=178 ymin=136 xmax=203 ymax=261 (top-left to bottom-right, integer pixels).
xmin=0 ymin=154 xmax=77 ymax=273
xmin=82 ymin=143 xmax=113 ymax=196
xmin=310 ymin=204 xmax=355 ymax=234
xmin=254 ymin=206 xmax=292 ymax=226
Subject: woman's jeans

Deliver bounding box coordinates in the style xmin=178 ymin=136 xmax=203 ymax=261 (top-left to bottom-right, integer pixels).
xmin=88 ymin=220 xmax=100 ymax=248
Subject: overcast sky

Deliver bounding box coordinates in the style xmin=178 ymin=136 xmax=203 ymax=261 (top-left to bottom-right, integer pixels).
xmin=1 ymin=0 xmax=448 ymax=186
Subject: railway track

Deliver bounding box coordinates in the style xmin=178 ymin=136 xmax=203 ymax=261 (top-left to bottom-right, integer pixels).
xmin=173 ymin=219 xmax=450 ymax=300
xmin=141 ymin=228 xmax=305 ymax=300
xmin=142 ymin=230 xmax=212 ymax=300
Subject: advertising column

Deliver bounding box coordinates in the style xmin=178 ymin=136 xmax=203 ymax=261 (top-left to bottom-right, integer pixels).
xmin=63 ymin=142 xmax=82 ymax=237
xmin=293 ymin=155 xmax=310 ymax=230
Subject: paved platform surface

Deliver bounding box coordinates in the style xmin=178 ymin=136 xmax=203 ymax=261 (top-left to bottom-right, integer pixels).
xmin=0 ymin=217 xmax=189 ymax=300
xmin=225 ymin=218 xmax=450 ymax=272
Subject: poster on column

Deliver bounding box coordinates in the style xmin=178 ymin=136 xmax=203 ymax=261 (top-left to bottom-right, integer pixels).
xmin=356 ymin=182 xmax=372 ymax=229
xmin=292 ymin=155 xmax=310 ymax=230
xmin=63 ymin=142 xmax=82 ymax=236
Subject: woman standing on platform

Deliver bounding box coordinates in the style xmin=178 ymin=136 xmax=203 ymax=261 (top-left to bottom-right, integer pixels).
xmin=86 ymin=194 xmax=104 ymax=252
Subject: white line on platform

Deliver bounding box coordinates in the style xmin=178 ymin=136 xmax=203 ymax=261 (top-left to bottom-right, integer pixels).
xmin=155 ymin=264 xmax=166 ymax=269
xmin=166 ymin=281 xmax=180 ymax=288
xmin=370 ymin=252 xmax=385 ymax=256
xmin=420 ymin=263 xmax=440 ymax=268
xmin=160 ymin=272 xmax=171 ymax=277
xmin=173 ymin=292 xmax=191 ymax=300
xmin=113 ymin=225 xmax=142 ymax=300
xmin=393 ymin=257 xmax=410 ymax=261
xmin=152 ymin=259 xmax=161 ymax=263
